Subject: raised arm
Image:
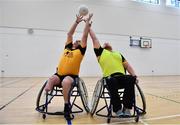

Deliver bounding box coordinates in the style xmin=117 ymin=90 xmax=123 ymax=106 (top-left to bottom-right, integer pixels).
xmin=89 ymin=28 xmax=101 ymax=49
xmin=81 ymin=13 xmax=93 ymax=48
xmin=123 ymin=61 xmax=136 ymax=77
xmin=66 ymin=15 xmax=83 ymax=45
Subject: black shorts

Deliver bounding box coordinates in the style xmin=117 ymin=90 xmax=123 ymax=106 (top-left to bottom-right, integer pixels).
xmin=54 ymin=73 xmax=78 ymax=87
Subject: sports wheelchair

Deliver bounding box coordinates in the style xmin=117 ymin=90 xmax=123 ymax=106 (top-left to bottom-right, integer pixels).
xmin=90 ymin=77 xmax=146 ymax=123
xmin=36 ymin=77 xmax=90 ymax=119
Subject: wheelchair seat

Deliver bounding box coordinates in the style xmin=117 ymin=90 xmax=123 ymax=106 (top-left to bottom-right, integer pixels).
xmin=90 ymin=77 xmax=146 ymax=123
xmin=36 ymin=77 xmax=89 ymax=119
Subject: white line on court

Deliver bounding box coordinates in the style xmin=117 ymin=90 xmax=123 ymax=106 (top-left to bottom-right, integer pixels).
xmin=140 ymin=119 xmax=149 ymax=125
xmin=111 ymin=114 xmax=180 ymax=125
xmin=108 ymin=118 xmax=148 ymax=125
xmin=110 ymin=114 xmax=180 ymax=124
xmin=143 ymin=114 xmax=180 ymax=121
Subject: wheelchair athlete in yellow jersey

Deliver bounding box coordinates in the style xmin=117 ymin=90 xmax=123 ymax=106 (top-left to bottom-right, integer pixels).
xmin=44 ymin=14 xmax=93 ymax=120
xmin=89 ymin=28 xmax=137 ymax=117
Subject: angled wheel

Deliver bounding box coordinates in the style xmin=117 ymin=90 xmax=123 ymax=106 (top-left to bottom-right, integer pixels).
xmin=135 ymin=81 xmax=146 ymax=115
xmin=42 ymin=114 xmax=46 ymax=119
xmin=36 ymin=80 xmax=54 ymax=113
xmin=78 ymin=77 xmax=90 ymax=113
xmin=90 ymin=78 xmax=104 ymax=116
xmin=107 ymin=118 xmax=111 ymax=123
xmin=36 ymin=81 xmax=47 ymax=112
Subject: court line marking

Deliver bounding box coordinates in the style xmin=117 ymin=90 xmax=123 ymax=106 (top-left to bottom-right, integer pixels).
xmin=112 ymin=114 xmax=180 ymax=124
xmin=108 ymin=118 xmax=149 ymax=125
xmin=0 ymin=78 xmax=28 ymax=87
xmin=140 ymin=93 xmax=180 ymax=123
xmin=0 ymin=81 xmax=39 ymax=111
xmin=140 ymin=119 xmax=149 ymax=125
xmin=0 ymin=78 xmax=23 ymax=85
xmin=146 ymin=93 xmax=180 ymax=104
xmin=143 ymin=114 xmax=180 ymax=121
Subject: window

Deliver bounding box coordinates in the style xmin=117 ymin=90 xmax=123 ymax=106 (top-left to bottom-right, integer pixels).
xmin=166 ymin=0 xmax=180 ymax=8
xmin=133 ymin=0 xmax=160 ymax=5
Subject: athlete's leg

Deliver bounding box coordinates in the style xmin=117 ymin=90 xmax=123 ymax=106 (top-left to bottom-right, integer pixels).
xmin=61 ymin=76 xmax=74 ymax=120
xmin=61 ymin=76 xmax=74 ymax=103
xmin=44 ymin=75 xmax=61 ymax=92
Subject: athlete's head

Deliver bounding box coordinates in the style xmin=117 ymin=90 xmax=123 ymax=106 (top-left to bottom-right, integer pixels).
xmin=103 ymin=42 xmax=112 ymax=51
xmin=73 ymin=40 xmax=81 ymax=49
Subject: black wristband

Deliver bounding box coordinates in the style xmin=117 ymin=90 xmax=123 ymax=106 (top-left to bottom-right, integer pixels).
xmin=133 ymin=75 xmax=137 ymax=78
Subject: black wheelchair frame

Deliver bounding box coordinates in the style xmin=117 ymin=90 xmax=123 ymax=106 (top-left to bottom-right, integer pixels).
xmin=90 ymin=78 xmax=146 ymax=123
xmin=36 ymin=77 xmax=90 ymax=119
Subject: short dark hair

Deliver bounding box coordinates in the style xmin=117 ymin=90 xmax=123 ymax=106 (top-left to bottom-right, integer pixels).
xmin=75 ymin=40 xmax=81 ymax=43
xmin=104 ymin=44 xmax=112 ymax=51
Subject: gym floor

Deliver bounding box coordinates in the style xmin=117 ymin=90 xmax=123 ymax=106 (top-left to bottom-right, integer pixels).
xmin=0 ymin=76 xmax=180 ymax=124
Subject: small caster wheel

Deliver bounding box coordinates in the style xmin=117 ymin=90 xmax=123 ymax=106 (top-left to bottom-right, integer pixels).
xmin=107 ymin=118 xmax=110 ymax=123
xmin=135 ymin=116 xmax=139 ymax=122
xmin=135 ymin=109 xmax=139 ymax=122
xmin=42 ymin=114 xmax=46 ymax=119
xmin=90 ymin=111 xmax=94 ymax=117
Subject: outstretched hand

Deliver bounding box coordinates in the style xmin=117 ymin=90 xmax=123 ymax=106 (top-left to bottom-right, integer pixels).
xmin=83 ymin=13 xmax=93 ymax=25
xmin=87 ymin=13 xmax=93 ymax=21
xmin=76 ymin=14 xmax=83 ymax=24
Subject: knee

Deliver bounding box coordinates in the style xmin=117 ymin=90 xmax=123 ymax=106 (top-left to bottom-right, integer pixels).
xmin=49 ymin=76 xmax=56 ymax=83
xmin=49 ymin=75 xmax=60 ymax=83
xmin=62 ymin=76 xmax=74 ymax=87
xmin=45 ymin=75 xmax=60 ymax=92
xmin=45 ymin=86 xmax=50 ymax=92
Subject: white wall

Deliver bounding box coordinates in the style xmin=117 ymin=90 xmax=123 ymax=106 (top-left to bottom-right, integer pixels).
xmin=0 ymin=0 xmax=180 ymax=77
xmin=0 ymin=1 xmax=2 ymax=25
xmin=0 ymin=34 xmax=3 ymax=76
xmin=1 ymin=0 xmax=180 ymax=39
xmin=0 ymin=2 xmax=2 ymax=76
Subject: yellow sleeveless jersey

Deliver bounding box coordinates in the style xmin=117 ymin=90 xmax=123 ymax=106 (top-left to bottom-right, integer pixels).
xmin=99 ymin=49 xmax=125 ymax=77
xmin=57 ymin=47 xmax=84 ymax=75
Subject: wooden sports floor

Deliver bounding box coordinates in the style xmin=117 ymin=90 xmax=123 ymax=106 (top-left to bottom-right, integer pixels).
xmin=0 ymin=76 xmax=180 ymax=124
